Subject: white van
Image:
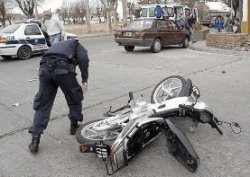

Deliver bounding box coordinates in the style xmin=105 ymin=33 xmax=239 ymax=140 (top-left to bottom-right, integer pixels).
xmin=138 ymin=4 xmax=198 ymax=23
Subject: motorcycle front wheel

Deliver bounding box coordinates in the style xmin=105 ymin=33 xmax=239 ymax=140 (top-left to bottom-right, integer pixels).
xmin=151 ymin=75 xmax=189 ymax=104
xmin=75 ymin=119 xmax=121 ymax=145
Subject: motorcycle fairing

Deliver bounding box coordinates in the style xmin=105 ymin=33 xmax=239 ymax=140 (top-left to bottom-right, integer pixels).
xmin=105 ymin=118 xmax=163 ymax=175
xmin=164 ymin=119 xmax=200 ymax=172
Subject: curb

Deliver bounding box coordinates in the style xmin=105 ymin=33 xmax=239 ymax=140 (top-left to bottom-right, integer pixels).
xmin=77 ymin=32 xmax=113 ymax=39
xmin=189 ymin=42 xmax=250 ymax=57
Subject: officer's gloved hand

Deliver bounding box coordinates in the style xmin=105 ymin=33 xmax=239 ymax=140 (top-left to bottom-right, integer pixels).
xmin=82 ymin=82 xmax=88 ymax=95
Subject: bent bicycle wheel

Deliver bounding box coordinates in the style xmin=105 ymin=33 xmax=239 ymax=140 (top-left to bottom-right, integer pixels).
xmin=75 ymin=119 xmax=121 ymax=145
xmin=151 ymin=75 xmax=189 ymax=104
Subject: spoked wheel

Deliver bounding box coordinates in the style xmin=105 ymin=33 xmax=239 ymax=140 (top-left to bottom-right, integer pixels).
xmin=151 ymin=75 xmax=187 ymax=104
xmin=76 ymin=119 xmax=121 ymax=145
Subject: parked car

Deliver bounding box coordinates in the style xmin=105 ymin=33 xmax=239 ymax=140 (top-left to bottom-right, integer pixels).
xmin=0 ymin=23 xmax=77 ymax=60
xmin=114 ymin=18 xmax=190 ymax=53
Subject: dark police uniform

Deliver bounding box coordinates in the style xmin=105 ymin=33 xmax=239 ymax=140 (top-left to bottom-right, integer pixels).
xmin=28 ymin=39 xmax=89 ymax=135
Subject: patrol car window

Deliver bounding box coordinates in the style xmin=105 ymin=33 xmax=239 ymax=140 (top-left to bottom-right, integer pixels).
xmin=24 ymin=25 xmax=42 ymax=35
xmin=0 ymin=24 xmax=20 ymax=34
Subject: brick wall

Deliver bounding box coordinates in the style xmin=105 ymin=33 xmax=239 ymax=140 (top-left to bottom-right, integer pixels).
xmin=206 ymin=33 xmax=249 ymax=50
xmin=194 ymin=29 xmax=209 ymax=41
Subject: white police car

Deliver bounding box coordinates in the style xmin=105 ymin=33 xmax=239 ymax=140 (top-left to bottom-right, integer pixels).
xmin=0 ymin=23 xmax=77 ymax=60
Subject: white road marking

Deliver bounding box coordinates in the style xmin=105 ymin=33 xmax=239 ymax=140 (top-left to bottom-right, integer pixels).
xmin=0 ymin=79 xmax=8 ymax=86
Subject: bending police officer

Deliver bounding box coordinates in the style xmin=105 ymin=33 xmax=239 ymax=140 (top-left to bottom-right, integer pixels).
xmin=28 ymin=39 xmax=89 ymax=153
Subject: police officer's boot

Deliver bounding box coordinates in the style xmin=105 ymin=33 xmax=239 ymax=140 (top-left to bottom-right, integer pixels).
xmin=29 ymin=134 xmax=40 ymax=153
xmin=70 ymin=120 xmax=79 ymax=135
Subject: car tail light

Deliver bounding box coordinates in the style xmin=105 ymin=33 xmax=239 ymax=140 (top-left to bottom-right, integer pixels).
xmin=0 ymin=37 xmax=7 ymax=43
xmin=134 ymin=32 xmax=140 ymax=38
xmin=139 ymin=32 xmax=145 ymax=39
xmin=115 ymin=31 xmax=123 ymax=38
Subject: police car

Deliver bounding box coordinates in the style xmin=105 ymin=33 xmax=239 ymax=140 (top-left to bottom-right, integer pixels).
xmin=0 ymin=23 xmax=77 ymax=60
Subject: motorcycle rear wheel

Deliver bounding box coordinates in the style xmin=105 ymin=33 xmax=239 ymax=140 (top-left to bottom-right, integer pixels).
xmin=151 ymin=75 xmax=189 ymax=104
xmin=76 ymin=119 xmax=121 ymax=145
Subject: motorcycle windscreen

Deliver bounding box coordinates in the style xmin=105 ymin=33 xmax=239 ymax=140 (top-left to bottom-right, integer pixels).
xmin=164 ymin=119 xmax=200 ymax=172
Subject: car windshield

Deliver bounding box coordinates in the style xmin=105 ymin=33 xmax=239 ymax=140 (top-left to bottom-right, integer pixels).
xmin=0 ymin=24 xmax=20 ymax=34
xmin=126 ymin=20 xmax=153 ymax=30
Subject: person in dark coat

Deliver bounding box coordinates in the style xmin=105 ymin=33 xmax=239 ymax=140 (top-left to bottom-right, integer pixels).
xmin=28 ymin=39 xmax=89 ymax=153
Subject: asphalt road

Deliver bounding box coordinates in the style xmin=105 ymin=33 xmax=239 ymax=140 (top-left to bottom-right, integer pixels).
xmin=0 ymin=36 xmax=249 ymax=177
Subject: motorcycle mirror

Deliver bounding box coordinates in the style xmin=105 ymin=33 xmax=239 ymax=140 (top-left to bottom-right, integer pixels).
xmin=192 ymin=86 xmax=200 ymax=99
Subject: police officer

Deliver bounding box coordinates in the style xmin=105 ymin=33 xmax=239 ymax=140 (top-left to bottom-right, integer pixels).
xmin=28 ymin=39 xmax=89 ymax=153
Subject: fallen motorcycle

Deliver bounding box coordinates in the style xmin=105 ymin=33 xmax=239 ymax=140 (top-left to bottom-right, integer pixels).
xmin=75 ymin=75 xmax=241 ymax=175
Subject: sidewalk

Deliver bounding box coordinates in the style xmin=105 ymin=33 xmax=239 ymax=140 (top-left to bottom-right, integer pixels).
xmin=189 ymin=40 xmax=250 ymax=57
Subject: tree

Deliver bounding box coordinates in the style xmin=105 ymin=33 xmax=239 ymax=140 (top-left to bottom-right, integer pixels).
xmin=100 ymin=0 xmax=117 ymax=33
xmin=0 ymin=0 xmax=13 ymax=27
xmin=0 ymin=0 xmax=6 ymax=27
xmin=85 ymin=0 xmax=91 ymax=32
xmin=223 ymin=0 xmax=240 ymax=18
xmin=14 ymin=0 xmax=44 ymax=18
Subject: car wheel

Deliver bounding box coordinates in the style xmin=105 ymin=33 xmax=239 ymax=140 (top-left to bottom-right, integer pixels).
xmin=151 ymin=38 xmax=162 ymax=53
xmin=1 ymin=55 xmax=12 ymax=60
xmin=17 ymin=46 xmax=31 ymax=60
xmin=124 ymin=46 xmax=135 ymax=52
xmin=181 ymin=37 xmax=189 ymax=48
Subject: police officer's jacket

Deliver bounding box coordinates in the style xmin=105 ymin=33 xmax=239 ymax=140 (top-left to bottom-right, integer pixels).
xmin=41 ymin=39 xmax=89 ymax=83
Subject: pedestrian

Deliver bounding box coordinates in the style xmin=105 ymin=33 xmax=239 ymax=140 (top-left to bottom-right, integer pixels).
xmin=232 ymin=17 xmax=241 ymax=33
xmin=224 ymin=13 xmax=233 ymax=32
xmin=28 ymin=39 xmax=89 ymax=153
xmin=185 ymin=10 xmax=197 ymax=43
xmin=43 ymin=10 xmax=65 ymax=45
xmin=214 ymin=15 xmax=224 ymax=32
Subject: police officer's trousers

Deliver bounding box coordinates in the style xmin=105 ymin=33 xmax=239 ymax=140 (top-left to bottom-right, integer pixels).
xmin=29 ymin=69 xmax=83 ymax=134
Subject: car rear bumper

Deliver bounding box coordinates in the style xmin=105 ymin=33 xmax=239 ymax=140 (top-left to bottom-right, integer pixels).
xmin=114 ymin=38 xmax=153 ymax=47
xmin=0 ymin=45 xmax=19 ymax=56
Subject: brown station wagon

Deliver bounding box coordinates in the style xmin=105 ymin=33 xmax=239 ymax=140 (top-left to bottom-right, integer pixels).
xmin=114 ymin=18 xmax=190 ymax=53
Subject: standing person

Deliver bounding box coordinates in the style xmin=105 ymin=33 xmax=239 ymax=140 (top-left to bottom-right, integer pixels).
xmin=232 ymin=17 xmax=241 ymax=33
xmin=43 ymin=10 xmax=65 ymax=45
xmin=185 ymin=10 xmax=197 ymax=43
xmin=224 ymin=13 xmax=232 ymax=32
xmin=214 ymin=15 xmax=224 ymax=32
xmin=28 ymin=39 xmax=89 ymax=153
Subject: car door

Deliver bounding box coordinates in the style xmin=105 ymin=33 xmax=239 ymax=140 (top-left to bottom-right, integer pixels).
xmin=24 ymin=24 xmax=48 ymax=51
xmin=156 ymin=20 xmax=173 ymax=46
xmin=167 ymin=20 xmax=186 ymax=45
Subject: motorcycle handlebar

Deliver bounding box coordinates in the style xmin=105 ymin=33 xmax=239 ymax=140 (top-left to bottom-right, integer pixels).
xmin=214 ymin=123 xmax=223 ymax=135
xmin=212 ymin=117 xmax=223 ymax=135
xmin=179 ymin=104 xmax=223 ymax=135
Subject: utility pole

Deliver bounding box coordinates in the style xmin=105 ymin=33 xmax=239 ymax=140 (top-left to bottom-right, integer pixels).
xmin=34 ymin=0 xmax=38 ymax=19
xmin=85 ymin=0 xmax=91 ymax=33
